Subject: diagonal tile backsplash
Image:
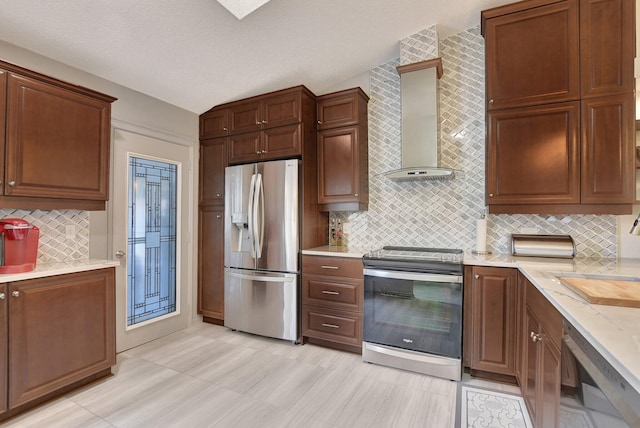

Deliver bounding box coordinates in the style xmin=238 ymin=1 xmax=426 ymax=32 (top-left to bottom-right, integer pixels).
xmin=0 ymin=209 xmax=89 ymax=263
xmin=334 ymin=25 xmax=617 ymax=258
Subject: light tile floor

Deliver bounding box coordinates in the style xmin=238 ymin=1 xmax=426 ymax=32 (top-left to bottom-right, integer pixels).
xmin=3 ymin=322 xmax=520 ymax=428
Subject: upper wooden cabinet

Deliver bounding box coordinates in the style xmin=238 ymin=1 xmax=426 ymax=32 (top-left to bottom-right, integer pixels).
xmin=483 ymin=0 xmax=580 ymax=111
xmin=0 ymin=61 xmax=116 ymax=211
xmin=228 ymin=86 xmax=315 ymax=135
xmin=199 ymin=137 xmax=227 ymax=205
xmin=317 ymin=88 xmax=368 ymax=130
xmin=482 ymin=0 xmax=635 ymax=214
xmin=228 ymin=123 xmax=302 ymax=165
xmin=199 ymin=108 xmax=228 ymax=139
xmin=579 ymin=0 xmax=635 ymax=99
xmin=316 ymin=88 xmax=369 ymax=212
xmin=487 ymin=102 xmax=581 ymax=205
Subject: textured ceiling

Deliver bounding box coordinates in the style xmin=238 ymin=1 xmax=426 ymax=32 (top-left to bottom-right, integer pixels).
xmin=0 ymin=0 xmax=514 ymax=113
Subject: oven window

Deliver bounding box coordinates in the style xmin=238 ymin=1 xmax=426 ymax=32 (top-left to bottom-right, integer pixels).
xmin=363 ymin=275 xmax=462 ymax=358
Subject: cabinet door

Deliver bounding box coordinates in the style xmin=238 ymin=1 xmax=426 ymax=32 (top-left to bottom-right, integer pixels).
xmin=262 ymin=90 xmax=302 ymax=129
xmin=540 ymin=333 xmax=561 ymax=428
xmin=317 ymin=126 xmax=361 ymax=204
xmin=198 ymin=206 xmax=225 ymax=320
xmin=469 ymin=267 xmax=517 ymax=375
xmin=200 ymin=108 xmax=228 ymax=139
xmin=522 ymin=308 xmax=539 ymax=423
xmin=199 ymin=137 xmax=227 ymax=205
xmin=487 ymin=102 xmax=580 ymax=205
xmin=8 ymin=269 xmax=115 ymax=409
xmin=484 ymin=0 xmax=579 ymax=110
xmin=229 ymin=101 xmax=261 ymax=135
xmin=580 ymin=0 xmax=635 ymax=98
xmin=261 ymin=124 xmax=301 ymax=161
xmin=581 ymin=93 xmax=635 ymax=204
xmin=228 ymin=132 xmax=261 ymax=165
xmin=317 ymin=92 xmax=361 ymax=130
xmin=5 ymin=73 xmax=110 ymax=200
xmin=0 ymin=285 xmax=6 ymax=414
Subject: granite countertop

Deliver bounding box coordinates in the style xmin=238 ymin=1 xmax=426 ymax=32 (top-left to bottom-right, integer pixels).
xmin=304 ymin=246 xmax=640 ymax=395
xmin=0 ymin=258 xmax=119 ymax=283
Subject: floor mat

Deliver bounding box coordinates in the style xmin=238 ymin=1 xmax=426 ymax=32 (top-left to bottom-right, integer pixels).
xmin=457 ymin=385 xmax=533 ymax=428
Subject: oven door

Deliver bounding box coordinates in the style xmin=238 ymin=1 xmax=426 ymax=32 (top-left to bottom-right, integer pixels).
xmin=363 ymin=268 xmax=462 ymax=359
xmin=561 ymin=321 xmax=640 ymax=427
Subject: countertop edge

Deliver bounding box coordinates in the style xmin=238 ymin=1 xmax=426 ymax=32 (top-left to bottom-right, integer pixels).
xmin=0 ymin=259 xmax=119 ymax=283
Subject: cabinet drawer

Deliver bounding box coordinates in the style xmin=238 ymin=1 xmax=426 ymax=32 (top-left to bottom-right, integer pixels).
xmin=525 ymin=279 xmax=562 ymax=350
xmin=302 ymin=305 xmax=362 ymax=347
xmin=302 ymin=274 xmax=362 ymax=311
xmin=302 ymin=255 xmax=363 ymax=279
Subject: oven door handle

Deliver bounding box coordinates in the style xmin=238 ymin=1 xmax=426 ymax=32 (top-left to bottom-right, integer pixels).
xmin=562 ymin=335 xmax=640 ymax=427
xmin=363 ymin=268 xmax=462 ymax=284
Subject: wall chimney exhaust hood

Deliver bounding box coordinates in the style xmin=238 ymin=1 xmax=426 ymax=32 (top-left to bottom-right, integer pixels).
xmin=384 ymin=58 xmax=457 ymax=181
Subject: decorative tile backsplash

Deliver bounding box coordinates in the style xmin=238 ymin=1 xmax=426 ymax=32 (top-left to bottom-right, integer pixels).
xmin=0 ymin=209 xmax=89 ymax=263
xmin=334 ymin=25 xmax=617 ymax=258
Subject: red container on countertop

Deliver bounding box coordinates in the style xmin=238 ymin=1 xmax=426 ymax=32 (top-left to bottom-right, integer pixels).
xmin=0 ymin=218 xmax=39 ymax=274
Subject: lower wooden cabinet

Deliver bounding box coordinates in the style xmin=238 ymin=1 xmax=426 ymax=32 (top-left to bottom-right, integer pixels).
xmin=198 ymin=206 xmax=225 ymax=322
xmin=0 ymin=284 xmax=6 ymax=414
xmin=1 ymin=268 xmax=115 ymax=419
xmin=464 ymin=266 xmax=518 ymax=378
xmin=301 ymin=255 xmax=363 ymax=352
xmin=521 ymin=276 xmax=562 ymax=427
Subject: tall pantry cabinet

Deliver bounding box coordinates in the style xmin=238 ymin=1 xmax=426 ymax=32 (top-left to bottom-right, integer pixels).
xmin=482 ymin=0 xmax=636 ymax=214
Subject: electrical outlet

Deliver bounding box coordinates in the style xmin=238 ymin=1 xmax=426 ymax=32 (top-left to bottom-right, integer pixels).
xmin=65 ymin=224 xmax=76 ymax=240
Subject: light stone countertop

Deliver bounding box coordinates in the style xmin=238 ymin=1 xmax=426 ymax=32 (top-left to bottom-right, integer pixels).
xmin=301 ymin=245 xmax=367 ymax=258
xmin=0 ymin=258 xmax=119 ymax=283
xmin=305 ymin=247 xmax=640 ymax=395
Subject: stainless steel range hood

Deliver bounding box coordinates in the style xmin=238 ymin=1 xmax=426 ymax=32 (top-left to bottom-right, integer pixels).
xmin=384 ymin=58 xmax=457 ymax=181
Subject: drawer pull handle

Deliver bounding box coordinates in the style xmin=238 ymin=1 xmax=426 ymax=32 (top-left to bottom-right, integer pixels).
xmin=322 ymin=290 xmax=339 ymax=295
xmin=322 ymin=323 xmax=340 ymax=329
xmin=320 ymin=265 xmax=339 ymax=270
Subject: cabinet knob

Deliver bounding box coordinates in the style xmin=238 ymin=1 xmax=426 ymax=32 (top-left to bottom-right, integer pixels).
xmin=0 ymin=292 xmax=5 ymax=300
xmin=262 ymin=120 xmax=267 ymax=124
xmin=256 ymin=150 xmax=261 ymax=154
xmin=256 ymin=121 xmax=261 ymax=126
xmin=8 ymin=181 xmax=15 ymax=188
xmin=530 ymin=331 xmax=542 ymax=342
xmin=261 ymin=150 xmax=267 ymax=154
xmin=317 ymin=120 xmax=322 ymax=125
xmin=489 ymin=193 xmax=494 ymax=197
xmin=488 ymin=99 xmax=494 ymax=104
xmin=216 ymin=214 xmax=222 ymax=219
xmin=216 ymin=193 xmax=222 ymax=197
xmin=12 ymin=291 xmax=19 ymax=298
xmin=474 ymin=274 xmax=479 ymax=279
xmin=223 ymin=127 xmax=228 ymax=131
xmin=354 ymin=193 xmax=359 ymax=197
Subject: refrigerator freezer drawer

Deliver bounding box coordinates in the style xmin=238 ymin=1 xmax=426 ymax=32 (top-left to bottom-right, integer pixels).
xmin=224 ymin=268 xmax=299 ymax=341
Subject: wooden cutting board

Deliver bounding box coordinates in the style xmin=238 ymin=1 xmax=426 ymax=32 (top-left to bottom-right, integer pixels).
xmin=558 ymin=277 xmax=640 ymax=308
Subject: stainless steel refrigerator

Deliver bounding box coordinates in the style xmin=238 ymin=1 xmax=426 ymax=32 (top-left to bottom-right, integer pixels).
xmin=224 ymin=158 xmax=299 ymax=341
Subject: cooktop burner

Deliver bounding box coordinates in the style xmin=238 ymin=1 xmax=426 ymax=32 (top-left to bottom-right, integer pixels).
xmin=363 ymin=246 xmax=463 ymax=274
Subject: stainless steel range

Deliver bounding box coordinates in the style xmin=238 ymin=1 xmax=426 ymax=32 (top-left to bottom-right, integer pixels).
xmin=362 ymin=246 xmax=463 ymax=381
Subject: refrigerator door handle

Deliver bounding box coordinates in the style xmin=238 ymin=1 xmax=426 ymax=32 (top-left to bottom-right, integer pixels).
xmin=227 ymin=271 xmax=295 ymax=283
xmin=247 ymin=173 xmax=257 ymax=258
xmin=255 ymin=173 xmax=265 ymax=259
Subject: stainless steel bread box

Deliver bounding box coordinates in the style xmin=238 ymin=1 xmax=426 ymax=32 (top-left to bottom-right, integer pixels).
xmin=511 ymin=234 xmax=575 ymax=259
